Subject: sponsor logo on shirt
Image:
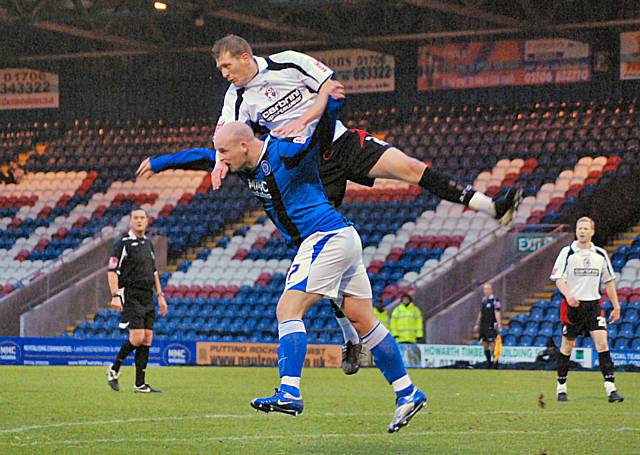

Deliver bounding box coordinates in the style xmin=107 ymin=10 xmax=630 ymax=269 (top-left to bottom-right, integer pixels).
xmin=261 ymin=89 xmax=303 ymax=122
xmin=574 ymin=268 xmax=599 ymax=277
xmin=248 ymin=179 xmax=272 ymax=199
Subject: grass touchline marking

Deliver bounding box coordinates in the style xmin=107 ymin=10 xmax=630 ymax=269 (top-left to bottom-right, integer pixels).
xmin=0 ymin=411 xmax=637 ymax=435
xmin=1 ymin=428 xmax=639 ymax=446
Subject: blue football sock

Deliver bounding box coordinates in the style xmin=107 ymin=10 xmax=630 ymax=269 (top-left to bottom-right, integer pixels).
xmin=277 ymin=319 xmax=307 ymax=398
xmin=362 ymin=322 xmax=415 ymax=399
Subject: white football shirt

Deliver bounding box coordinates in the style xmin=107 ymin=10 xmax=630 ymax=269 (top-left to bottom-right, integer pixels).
xmin=550 ymin=240 xmax=615 ymax=300
xmin=214 ymin=50 xmax=347 ymax=141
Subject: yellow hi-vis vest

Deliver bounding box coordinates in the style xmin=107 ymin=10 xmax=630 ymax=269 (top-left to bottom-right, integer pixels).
xmin=373 ymin=307 xmax=390 ymax=327
xmin=390 ymin=303 xmax=424 ymax=343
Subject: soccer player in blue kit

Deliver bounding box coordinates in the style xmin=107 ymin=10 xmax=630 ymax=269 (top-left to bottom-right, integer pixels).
xmin=138 ymin=34 xmax=522 ymax=376
xmin=148 ymin=83 xmax=426 ymax=432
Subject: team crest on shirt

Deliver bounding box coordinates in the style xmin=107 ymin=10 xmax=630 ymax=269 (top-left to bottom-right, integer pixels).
xmin=261 ymin=83 xmax=278 ymax=101
xmin=583 ymin=257 xmax=591 ymax=267
xmin=260 ymin=160 xmax=272 ymax=176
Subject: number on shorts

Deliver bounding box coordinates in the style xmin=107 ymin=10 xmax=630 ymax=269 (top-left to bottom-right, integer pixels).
xmin=287 ymin=264 xmax=300 ymax=282
xmin=597 ymin=316 xmax=606 ymax=327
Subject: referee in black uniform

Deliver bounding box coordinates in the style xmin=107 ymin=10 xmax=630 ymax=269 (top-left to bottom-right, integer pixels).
xmin=473 ymin=282 xmax=502 ymax=368
xmin=550 ymin=216 xmax=623 ymax=402
xmin=106 ymin=207 xmax=167 ymax=393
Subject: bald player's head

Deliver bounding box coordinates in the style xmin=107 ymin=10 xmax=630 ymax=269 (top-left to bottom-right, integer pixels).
xmin=214 ymin=121 xmax=260 ymax=172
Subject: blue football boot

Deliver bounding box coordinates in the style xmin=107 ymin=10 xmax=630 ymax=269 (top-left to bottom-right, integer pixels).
xmin=251 ymin=388 xmax=304 ymax=416
xmin=388 ymin=387 xmax=427 ymax=433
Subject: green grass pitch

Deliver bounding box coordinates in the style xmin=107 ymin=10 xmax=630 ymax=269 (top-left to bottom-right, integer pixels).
xmin=1 ymin=366 xmax=638 ymax=454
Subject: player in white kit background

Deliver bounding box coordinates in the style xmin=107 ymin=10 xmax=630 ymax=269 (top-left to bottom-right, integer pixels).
xmin=550 ymin=216 xmax=623 ymax=403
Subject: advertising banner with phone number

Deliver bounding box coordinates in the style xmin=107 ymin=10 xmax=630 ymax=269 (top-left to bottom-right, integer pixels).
xmin=417 ymin=38 xmax=591 ymax=91
xmin=310 ymin=48 xmax=395 ymax=94
xmin=0 ymin=68 xmax=59 ymax=110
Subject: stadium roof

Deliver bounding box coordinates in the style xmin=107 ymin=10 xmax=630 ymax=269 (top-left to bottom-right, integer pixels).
xmin=2 ymin=0 xmax=640 ymax=62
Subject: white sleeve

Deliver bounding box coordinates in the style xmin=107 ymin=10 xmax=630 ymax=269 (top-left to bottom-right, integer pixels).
xmin=214 ymin=88 xmax=250 ymax=139
xmin=599 ymin=249 xmax=615 ymax=283
xmin=269 ymin=50 xmax=334 ymax=92
xmin=550 ymin=247 xmax=569 ymax=281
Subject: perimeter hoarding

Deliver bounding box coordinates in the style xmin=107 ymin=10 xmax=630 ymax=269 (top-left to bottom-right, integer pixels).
xmin=418 ymin=38 xmax=591 ymax=91
xmin=196 ymin=341 xmax=341 ymax=368
xmin=399 ymin=343 xmax=593 ymax=369
xmin=0 ymin=68 xmax=59 ymax=109
xmin=310 ymin=48 xmax=395 ymax=93
xmin=620 ymin=31 xmax=640 ymax=80
xmin=0 ymin=337 xmax=195 ymax=366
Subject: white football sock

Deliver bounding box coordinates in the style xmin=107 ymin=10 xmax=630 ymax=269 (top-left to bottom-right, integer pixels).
xmin=468 ymin=192 xmax=496 ymax=216
xmin=336 ymin=316 xmax=360 ymax=344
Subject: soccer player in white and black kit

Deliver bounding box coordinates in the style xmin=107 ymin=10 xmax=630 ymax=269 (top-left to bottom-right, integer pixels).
xmin=106 ymin=208 xmax=167 ymax=393
xmin=137 ymin=34 xmax=521 ymax=374
xmin=473 ymin=282 xmax=502 ymax=368
xmin=550 ymin=217 xmax=623 ymax=402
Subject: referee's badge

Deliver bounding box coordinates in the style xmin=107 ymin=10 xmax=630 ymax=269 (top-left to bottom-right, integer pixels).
xmin=261 ymin=160 xmax=272 ymax=176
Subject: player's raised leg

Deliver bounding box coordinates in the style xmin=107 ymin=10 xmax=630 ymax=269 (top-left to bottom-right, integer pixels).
xmin=368 ymin=147 xmax=522 ymax=225
xmin=330 ymin=299 xmax=362 ymax=375
xmin=343 ymin=296 xmax=427 ymax=433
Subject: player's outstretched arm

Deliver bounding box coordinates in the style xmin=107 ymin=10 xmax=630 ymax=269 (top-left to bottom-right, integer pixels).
xmin=306 ymin=88 xmax=345 ymax=151
xmin=211 ymin=159 xmax=229 ymax=191
xmin=135 ymin=148 xmax=217 ymax=179
xmin=272 ymin=80 xmax=345 ymax=137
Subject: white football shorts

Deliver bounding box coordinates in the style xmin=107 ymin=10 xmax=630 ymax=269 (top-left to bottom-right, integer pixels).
xmin=284 ymin=226 xmax=372 ymax=300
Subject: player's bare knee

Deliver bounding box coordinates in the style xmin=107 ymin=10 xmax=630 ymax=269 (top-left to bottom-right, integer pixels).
xmin=129 ymin=331 xmax=144 ymax=346
xmin=369 ymin=148 xmax=425 ymax=182
xmin=560 ymin=338 xmax=575 ymax=355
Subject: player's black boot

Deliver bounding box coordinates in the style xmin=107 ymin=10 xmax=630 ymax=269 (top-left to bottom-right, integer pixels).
xmin=608 ymin=390 xmax=624 ymax=402
xmin=557 ymin=392 xmax=568 ymax=402
xmin=133 ymin=384 xmax=161 ymax=393
xmin=107 ymin=366 xmax=120 ymax=392
xmin=493 ymin=187 xmax=522 ymax=225
xmin=342 ymin=340 xmax=362 ymax=375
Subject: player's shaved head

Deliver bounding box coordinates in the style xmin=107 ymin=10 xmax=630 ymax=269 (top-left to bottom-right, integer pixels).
xmin=214 ymin=121 xmax=262 ymax=172
xmin=215 ymin=121 xmax=255 ymax=148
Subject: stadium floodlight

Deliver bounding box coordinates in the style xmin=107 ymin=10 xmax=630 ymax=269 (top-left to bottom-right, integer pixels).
xmin=154 ymin=1 xmax=168 ymax=11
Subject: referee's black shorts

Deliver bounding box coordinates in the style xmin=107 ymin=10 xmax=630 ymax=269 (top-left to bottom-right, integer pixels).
xmin=120 ymin=287 xmax=155 ymax=330
xmin=561 ymin=299 xmax=606 ymax=339
xmin=319 ymin=129 xmax=392 ymax=207
xmin=479 ymin=327 xmax=497 ymax=342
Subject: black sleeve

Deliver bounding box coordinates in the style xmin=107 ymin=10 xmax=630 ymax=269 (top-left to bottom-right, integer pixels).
xmin=150 ymin=241 xmax=158 ymax=273
xmin=108 ymin=238 xmax=124 ymax=272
